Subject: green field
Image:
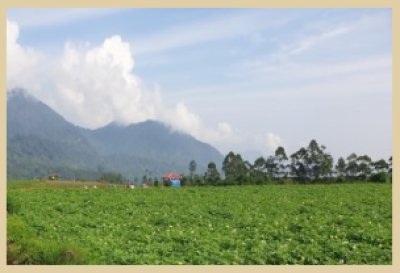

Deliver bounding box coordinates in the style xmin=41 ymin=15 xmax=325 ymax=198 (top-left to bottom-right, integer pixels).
xmin=7 ymin=183 xmax=392 ymax=265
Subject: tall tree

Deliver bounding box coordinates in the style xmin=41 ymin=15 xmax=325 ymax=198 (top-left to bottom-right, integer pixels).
xmin=234 ymin=154 xmax=247 ymax=184
xmin=306 ymin=140 xmax=321 ymax=180
xmin=205 ymin=161 xmax=221 ymax=186
xmin=346 ymin=153 xmax=358 ymax=178
xmin=265 ymin=155 xmax=278 ymax=178
xmin=290 ymin=147 xmax=308 ymax=183
xmin=356 ymin=155 xmax=372 ymax=179
xmin=373 ymin=159 xmax=389 ymax=173
xmin=290 ymin=140 xmax=333 ymax=182
xmin=222 ymin=151 xmax=236 ymax=178
xmin=254 ymin=157 xmax=266 ymax=173
xmin=336 ymin=157 xmax=347 ymax=177
xmin=319 ymin=145 xmax=334 ymax=179
xmin=275 ymin=146 xmax=288 ymax=178
xmin=244 ymin=160 xmax=253 ymax=170
xmin=222 ymin=151 xmax=247 ymax=183
xmin=253 ymin=156 xmax=267 ymax=185
xmin=305 ymin=140 xmax=333 ymax=180
xmin=189 ymin=160 xmax=197 ymax=179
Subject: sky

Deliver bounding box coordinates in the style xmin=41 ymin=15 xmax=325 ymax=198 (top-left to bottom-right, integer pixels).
xmin=6 ymin=8 xmax=392 ymax=162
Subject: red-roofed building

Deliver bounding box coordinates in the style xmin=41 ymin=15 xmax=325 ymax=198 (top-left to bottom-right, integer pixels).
xmin=162 ymin=172 xmax=182 ymax=187
xmin=162 ymin=172 xmax=182 ymax=179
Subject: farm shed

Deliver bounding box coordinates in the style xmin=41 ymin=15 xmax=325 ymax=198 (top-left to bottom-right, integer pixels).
xmin=162 ymin=172 xmax=182 ymax=188
xmin=47 ymin=173 xmax=59 ymax=180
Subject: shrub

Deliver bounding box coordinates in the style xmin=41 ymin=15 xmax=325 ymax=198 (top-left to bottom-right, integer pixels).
xmin=370 ymin=172 xmax=388 ymax=183
xmin=336 ymin=176 xmax=346 ymax=183
xmin=7 ymin=193 xmax=21 ymax=214
xmin=357 ymin=174 xmax=368 ymax=181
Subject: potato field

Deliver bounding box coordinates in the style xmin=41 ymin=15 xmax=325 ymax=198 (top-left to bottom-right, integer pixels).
xmin=7 ymin=183 xmax=392 ymax=265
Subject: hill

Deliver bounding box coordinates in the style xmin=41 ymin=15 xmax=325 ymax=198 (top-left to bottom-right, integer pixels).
xmin=7 ymin=89 xmax=223 ymax=181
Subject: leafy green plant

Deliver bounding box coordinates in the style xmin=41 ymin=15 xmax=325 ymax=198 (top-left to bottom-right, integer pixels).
xmin=7 ymin=183 xmax=392 ymax=265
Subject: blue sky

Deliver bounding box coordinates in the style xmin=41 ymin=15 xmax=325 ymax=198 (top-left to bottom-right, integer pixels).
xmin=6 ymin=8 xmax=392 ymax=162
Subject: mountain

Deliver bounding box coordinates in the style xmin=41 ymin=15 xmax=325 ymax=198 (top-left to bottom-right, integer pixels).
xmin=88 ymin=121 xmax=219 ymax=165
xmin=7 ymin=89 xmax=223 ymax=181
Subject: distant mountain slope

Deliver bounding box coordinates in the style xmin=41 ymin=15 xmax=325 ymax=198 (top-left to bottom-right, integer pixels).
xmin=7 ymin=89 xmax=223 ymax=180
xmin=7 ymin=89 xmax=91 ymax=145
xmin=88 ymin=120 xmax=221 ymax=166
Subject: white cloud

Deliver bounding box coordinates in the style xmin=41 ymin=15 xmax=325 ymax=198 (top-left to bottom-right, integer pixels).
xmin=49 ymin=36 xmax=159 ymax=128
xmin=7 ymin=18 xmax=190 ymax=130
xmin=7 ymin=18 xmax=42 ymax=92
xmin=217 ymin=122 xmax=233 ymax=136
xmin=198 ymin=122 xmax=243 ymax=155
xmin=203 ymin=122 xmax=237 ymax=144
xmin=6 ymin=18 xmax=239 ymax=150
xmin=160 ymin=102 xmax=203 ymax=138
xmin=255 ymin=133 xmax=284 ymax=154
xmin=161 ymin=108 xmax=240 ymax=153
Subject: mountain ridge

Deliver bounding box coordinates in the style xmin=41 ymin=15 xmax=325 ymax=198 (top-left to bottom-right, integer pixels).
xmin=7 ymin=89 xmax=223 ymax=181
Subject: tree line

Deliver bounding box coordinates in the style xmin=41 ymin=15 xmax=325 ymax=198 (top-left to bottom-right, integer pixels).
xmin=183 ymin=139 xmax=392 ymax=186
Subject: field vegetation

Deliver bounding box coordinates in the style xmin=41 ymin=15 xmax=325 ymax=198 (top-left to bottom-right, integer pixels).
xmin=7 ymin=183 xmax=392 ymax=265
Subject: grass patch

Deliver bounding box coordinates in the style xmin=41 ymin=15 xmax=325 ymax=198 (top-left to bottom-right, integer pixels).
xmin=7 ymin=215 xmax=94 ymax=265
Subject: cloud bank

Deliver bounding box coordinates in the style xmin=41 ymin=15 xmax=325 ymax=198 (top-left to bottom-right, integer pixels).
xmin=6 ymin=18 xmax=239 ymax=152
xmin=54 ymin=36 xmax=157 ymax=128
xmin=7 ymin=19 xmax=42 ymax=92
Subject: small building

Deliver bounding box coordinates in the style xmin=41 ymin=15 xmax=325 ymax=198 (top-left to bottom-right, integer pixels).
xmin=47 ymin=173 xmax=59 ymax=181
xmin=162 ymin=172 xmax=182 ymax=188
